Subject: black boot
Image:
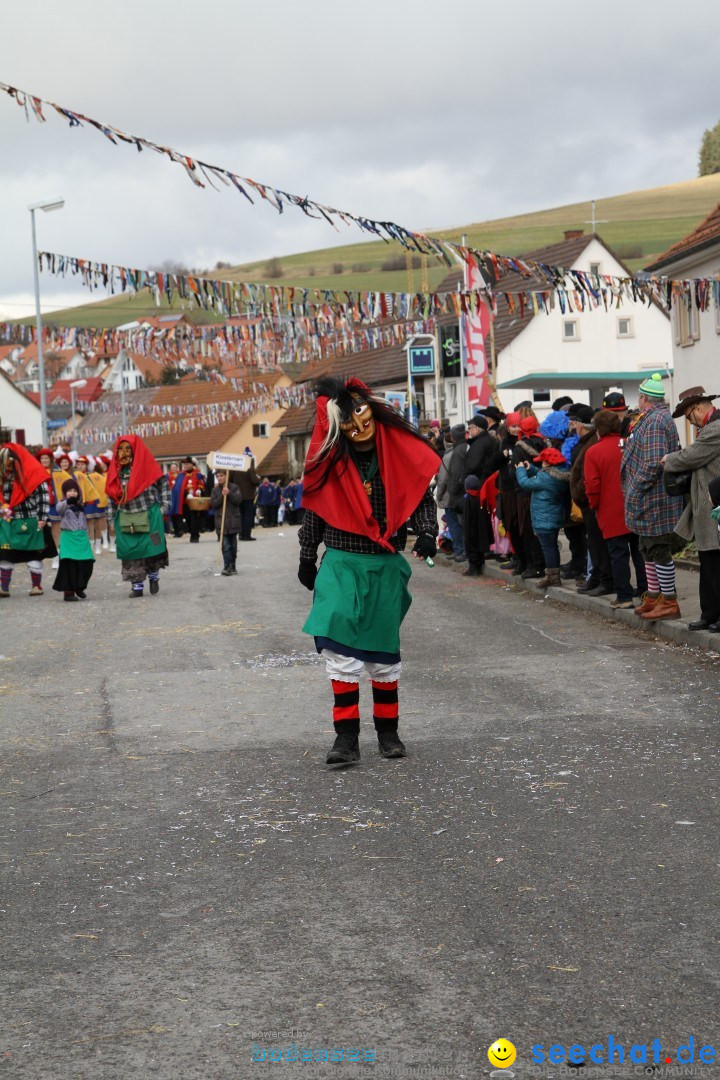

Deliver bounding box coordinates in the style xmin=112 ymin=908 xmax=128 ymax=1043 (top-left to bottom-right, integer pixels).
xmin=376 ymin=727 xmax=407 ymax=758
xmin=149 ymin=578 xmax=160 ymax=594
xmin=326 ymin=717 xmax=360 ymax=764
xmin=326 ymin=731 xmax=360 ymax=764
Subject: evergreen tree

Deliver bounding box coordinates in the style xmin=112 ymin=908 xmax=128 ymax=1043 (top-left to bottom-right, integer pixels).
xmin=699 ymin=120 xmax=720 ymax=176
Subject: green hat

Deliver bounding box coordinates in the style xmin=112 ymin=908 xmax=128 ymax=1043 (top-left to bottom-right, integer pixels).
xmin=638 ymin=372 xmax=666 ymax=398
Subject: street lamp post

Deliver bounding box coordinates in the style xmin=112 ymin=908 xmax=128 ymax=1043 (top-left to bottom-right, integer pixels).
xmin=69 ymin=379 xmax=87 ymax=451
xmin=29 ymin=196 xmax=65 ymax=445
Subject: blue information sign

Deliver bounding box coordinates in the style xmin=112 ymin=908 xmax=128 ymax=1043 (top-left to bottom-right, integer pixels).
xmin=409 ymin=344 xmax=435 ymax=375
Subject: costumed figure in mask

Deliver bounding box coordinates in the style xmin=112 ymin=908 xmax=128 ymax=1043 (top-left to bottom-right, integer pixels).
xmin=0 ymin=443 xmax=57 ymax=598
xmin=105 ymin=435 xmax=171 ymax=597
xmin=298 ymin=377 xmax=439 ymax=765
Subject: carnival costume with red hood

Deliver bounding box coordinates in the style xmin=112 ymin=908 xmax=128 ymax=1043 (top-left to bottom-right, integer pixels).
xmin=0 ymin=443 xmax=57 ymax=597
xmin=106 ymin=434 xmax=172 ymax=595
xmin=298 ymin=377 xmax=439 ymax=764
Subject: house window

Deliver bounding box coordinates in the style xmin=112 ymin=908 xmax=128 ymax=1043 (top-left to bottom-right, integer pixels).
xmin=562 ymin=320 xmax=579 ymax=341
xmin=533 ymin=389 xmax=551 ymax=403
xmin=617 ymin=316 xmax=634 ymax=338
xmin=673 ymin=296 xmax=700 ymax=347
xmin=447 ymin=382 xmax=458 ymax=411
xmin=252 ymin=422 xmax=269 ymax=438
xmin=589 ymin=262 xmax=601 ymax=277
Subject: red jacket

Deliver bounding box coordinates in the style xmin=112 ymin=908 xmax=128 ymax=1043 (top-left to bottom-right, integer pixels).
xmin=583 ymin=435 xmax=628 ymax=538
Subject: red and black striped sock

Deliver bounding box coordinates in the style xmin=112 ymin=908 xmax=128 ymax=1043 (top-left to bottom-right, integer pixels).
xmin=30 ymin=570 xmax=42 ymax=588
xmin=371 ymin=679 xmax=399 ymax=732
xmin=0 ymin=568 xmax=12 ymax=592
xmin=331 ymin=680 xmax=360 ymax=734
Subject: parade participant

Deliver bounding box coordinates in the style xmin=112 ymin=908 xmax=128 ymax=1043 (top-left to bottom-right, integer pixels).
xmin=298 ymin=376 xmax=439 ymax=765
xmin=170 ymin=457 xmax=206 ymax=541
xmin=235 ymin=455 xmax=261 ymax=541
xmin=0 ymin=443 xmax=55 ymax=598
xmin=210 ymin=468 xmax=242 ymax=576
xmin=74 ymin=456 xmax=104 ymax=556
xmin=36 ymin=447 xmax=57 ymax=538
xmin=516 ymin=446 xmax=571 ymax=589
xmin=52 ymin=477 xmax=95 ymax=601
xmin=106 ymin=435 xmax=171 ymax=597
xmin=50 ymin=450 xmax=74 ymax=562
xmin=89 ymin=456 xmax=110 ymax=551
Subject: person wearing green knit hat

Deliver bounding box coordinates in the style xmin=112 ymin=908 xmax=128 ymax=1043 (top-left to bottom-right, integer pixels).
xmin=620 ymin=372 xmax=683 ymax=621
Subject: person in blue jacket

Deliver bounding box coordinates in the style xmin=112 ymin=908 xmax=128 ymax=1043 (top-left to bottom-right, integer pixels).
xmin=256 ymin=477 xmax=275 ymax=527
xmin=516 ymin=446 xmax=571 ymax=589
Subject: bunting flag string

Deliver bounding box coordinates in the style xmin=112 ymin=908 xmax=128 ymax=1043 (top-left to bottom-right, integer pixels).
xmin=4 ymin=80 xmax=720 ymax=314
xmin=35 ymin=249 xmax=720 ymax=338
xmin=0 ymin=78 xmax=451 ymax=260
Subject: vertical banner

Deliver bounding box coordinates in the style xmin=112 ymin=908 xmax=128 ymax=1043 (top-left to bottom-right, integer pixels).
xmin=462 ymin=258 xmax=492 ymax=410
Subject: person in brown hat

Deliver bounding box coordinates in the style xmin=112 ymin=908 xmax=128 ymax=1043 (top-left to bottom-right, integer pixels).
xmin=662 ymin=387 xmax=720 ymax=630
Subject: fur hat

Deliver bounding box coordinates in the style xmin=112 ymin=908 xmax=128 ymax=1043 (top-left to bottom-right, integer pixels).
xmin=61 ymin=477 xmax=80 ymax=497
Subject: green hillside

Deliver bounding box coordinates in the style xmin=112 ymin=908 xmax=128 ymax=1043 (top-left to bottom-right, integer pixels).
xmin=35 ymin=173 xmax=720 ymax=329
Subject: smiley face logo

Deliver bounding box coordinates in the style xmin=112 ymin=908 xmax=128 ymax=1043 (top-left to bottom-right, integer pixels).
xmin=488 ymin=1039 xmax=517 ymax=1069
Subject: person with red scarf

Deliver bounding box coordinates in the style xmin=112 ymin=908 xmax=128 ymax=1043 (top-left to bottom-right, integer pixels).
xmin=170 ymin=457 xmax=207 ymax=541
xmin=0 ymin=443 xmax=57 ymax=597
xmin=298 ymin=377 xmax=439 ymax=765
xmin=106 ymin=435 xmax=172 ymax=597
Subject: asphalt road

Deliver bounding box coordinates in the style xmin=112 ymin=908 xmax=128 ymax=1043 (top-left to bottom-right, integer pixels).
xmin=1 ymin=528 xmax=719 ymax=1080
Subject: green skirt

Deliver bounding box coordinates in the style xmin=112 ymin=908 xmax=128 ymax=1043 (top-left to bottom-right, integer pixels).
xmin=302 ymin=547 xmax=412 ymax=654
xmin=115 ymin=503 xmax=167 ymax=561
xmin=59 ymin=530 xmax=95 ymax=561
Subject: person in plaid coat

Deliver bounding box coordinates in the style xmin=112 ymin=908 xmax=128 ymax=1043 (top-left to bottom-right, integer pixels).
xmin=620 ymin=373 xmax=683 ymax=621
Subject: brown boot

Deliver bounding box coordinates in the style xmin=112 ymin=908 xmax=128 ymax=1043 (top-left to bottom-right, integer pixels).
xmin=640 ymin=594 xmax=681 ymax=621
xmin=538 ymin=567 xmax=561 ymax=588
xmin=634 ymin=592 xmax=660 ymax=616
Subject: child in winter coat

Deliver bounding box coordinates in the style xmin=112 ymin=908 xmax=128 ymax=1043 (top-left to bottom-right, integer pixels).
xmin=209 ymin=469 xmax=242 ymax=576
xmin=52 ymin=478 xmax=95 ymax=601
xmin=515 ymin=447 xmax=571 ymax=588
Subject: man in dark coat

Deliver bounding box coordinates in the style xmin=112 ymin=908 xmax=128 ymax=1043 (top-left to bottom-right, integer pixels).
xmin=444 ymin=424 xmax=468 ymax=562
xmin=210 ymin=469 xmax=242 ymax=575
xmin=234 ymin=456 xmax=261 ymax=541
xmin=464 ymin=415 xmax=500 ymax=485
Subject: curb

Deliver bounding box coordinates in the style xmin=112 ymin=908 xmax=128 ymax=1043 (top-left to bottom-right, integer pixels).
xmin=436 ymin=555 xmax=720 ymax=656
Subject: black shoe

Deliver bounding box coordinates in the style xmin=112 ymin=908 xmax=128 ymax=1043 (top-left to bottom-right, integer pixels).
xmin=576 ymin=580 xmax=598 ymax=594
xmin=130 ymin=589 xmax=143 ymax=598
xmin=240 ymin=537 xmax=257 ymax=542
xmin=221 ymin=568 xmax=232 ymax=576
xmin=560 ymin=565 xmax=581 ymax=579
xmin=229 ymin=567 xmax=238 ymax=575
xmin=587 ymin=585 xmax=613 ymax=597
xmin=521 ymin=568 xmax=543 ymax=580
xmin=75 ymin=590 xmax=86 ymax=599
xmin=326 ymin=734 xmax=360 ymax=765
xmin=499 ymin=557 xmax=519 ymax=570
xmin=688 ymin=619 xmax=711 ymax=630
xmin=463 ymin=565 xmax=482 ymax=577
xmin=190 ymin=536 xmax=200 ymax=544
xmin=377 ymin=730 xmax=407 ymax=758
xmin=708 ymin=622 xmax=720 ymax=634
xmin=64 ymin=594 xmax=78 ymax=602
xmin=149 ymin=579 xmax=160 ymax=594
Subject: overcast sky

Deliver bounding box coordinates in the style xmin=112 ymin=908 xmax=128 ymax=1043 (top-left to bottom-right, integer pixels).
xmin=1 ymin=0 xmax=719 ymax=320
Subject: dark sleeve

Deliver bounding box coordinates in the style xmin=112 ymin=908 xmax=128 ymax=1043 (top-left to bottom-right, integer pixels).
xmin=227 ymin=484 xmax=242 ymax=506
xmin=248 ymin=467 xmax=261 ymax=487
xmin=298 ymin=508 xmax=325 ymax=561
xmin=209 ymin=486 xmax=223 ymax=510
xmin=409 ymin=487 xmax=438 ymax=537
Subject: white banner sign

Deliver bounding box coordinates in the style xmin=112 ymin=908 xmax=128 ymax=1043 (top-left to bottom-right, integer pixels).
xmin=208 ymin=451 xmax=251 ymax=471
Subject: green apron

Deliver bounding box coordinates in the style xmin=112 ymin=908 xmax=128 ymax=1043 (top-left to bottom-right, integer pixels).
xmin=0 ymin=517 xmax=42 ymax=551
xmin=115 ymin=503 xmax=167 ymax=561
xmin=302 ymin=547 xmax=412 ymax=654
xmin=59 ymin=530 xmax=95 ymax=561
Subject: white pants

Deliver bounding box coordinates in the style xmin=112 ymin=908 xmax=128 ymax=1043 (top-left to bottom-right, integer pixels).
xmin=321 ymin=648 xmax=401 ymax=684
xmin=0 ymin=559 xmax=43 ymax=572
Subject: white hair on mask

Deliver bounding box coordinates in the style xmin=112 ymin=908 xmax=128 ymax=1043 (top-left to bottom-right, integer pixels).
xmin=313 ymin=398 xmax=344 ymax=461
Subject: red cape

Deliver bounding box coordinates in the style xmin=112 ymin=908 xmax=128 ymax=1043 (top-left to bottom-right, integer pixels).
xmin=302 ymin=400 xmax=439 ymax=553
xmin=2 ymin=442 xmax=50 ymax=508
xmin=106 ymin=434 xmax=163 ymax=504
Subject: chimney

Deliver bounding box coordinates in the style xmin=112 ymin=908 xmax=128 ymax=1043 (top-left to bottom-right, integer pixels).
xmin=564 ymin=229 xmax=584 ymax=241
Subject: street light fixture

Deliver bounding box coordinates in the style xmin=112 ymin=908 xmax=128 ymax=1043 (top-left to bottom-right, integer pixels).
xmin=29 ymin=196 xmax=65 ymax=445
xmin=69 ymin=379 xmax=87 ymax=451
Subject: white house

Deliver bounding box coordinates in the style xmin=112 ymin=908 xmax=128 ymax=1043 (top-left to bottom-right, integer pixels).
xmin=0 ymin=369 xmax=42 ymax=444
xmin=644 ymin=202 xmax=720 ymax=441
xmin=437 ymin=231 xmax=673 ymax=421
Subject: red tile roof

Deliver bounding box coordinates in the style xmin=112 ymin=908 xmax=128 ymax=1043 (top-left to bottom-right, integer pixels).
xmin=49 ymin=377 xmax=105 ymax=403
xmin=645 ymin=202 xmax=720 ymax=271
xmin=141 ymin=419 xmax=245 ymax=459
